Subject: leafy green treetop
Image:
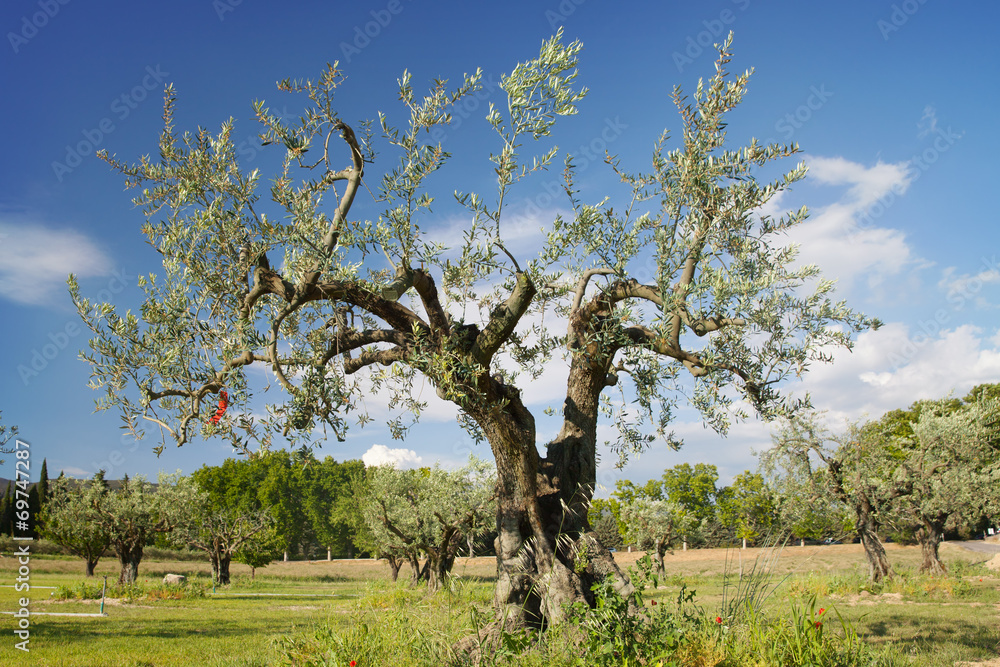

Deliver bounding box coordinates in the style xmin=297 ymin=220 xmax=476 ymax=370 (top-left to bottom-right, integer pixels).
xmin=362 ymin=458 xmax=495 ymax=590
xmin=40 ymin=474 xmax=113 ymax=576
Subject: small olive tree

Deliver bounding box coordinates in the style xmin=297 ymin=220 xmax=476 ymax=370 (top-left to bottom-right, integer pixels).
xmin=88 ymin=472 xmax=181 ymax=585
xmin=40 ymin=474 xmax=113 ymax=576
xmin=362 ymin=458 xmax=495 ymax=590
xmin=619 ymin=497 xmax=695 ymax=576
xmin=883 ymin=397 xmax=999 ymax=575
xmin=165 ymin=476 xmax=277 ymax=585
xmin=767 ymin=411 xmax=911 ymax=582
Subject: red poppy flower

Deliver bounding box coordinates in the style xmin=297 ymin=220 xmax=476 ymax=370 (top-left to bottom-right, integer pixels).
xmin=349 ymin=662 xmax=356 ymax=667
xmin=715 ymin=616 xmax=722 ymax=624
xmin=818 ymin=608 xmax=825 ymax=615
xmin=651 ymin=600 xmax=657 ymax=606
xmin=814 ymin=621 xmax=822 ymax=628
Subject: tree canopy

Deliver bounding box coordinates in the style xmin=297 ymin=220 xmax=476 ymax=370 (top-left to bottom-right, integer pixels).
xmin=72 ymin=32 xmax=877 ymax=625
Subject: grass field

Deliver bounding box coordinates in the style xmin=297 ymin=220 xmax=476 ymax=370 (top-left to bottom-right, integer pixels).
xmin=0 ymin=542 xmax=997 ymax=666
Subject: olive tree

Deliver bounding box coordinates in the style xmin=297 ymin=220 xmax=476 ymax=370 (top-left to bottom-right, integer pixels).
xmin=73 ymin=32 xmax=876 ymax=626
xmin=362 ymin=458 xmax=495 ymax=591
xmin=165 ymin=476 xmax=276 ymax=585
xmin=767 ymin=411 xmax=910 ymax=582
xmin=881 ymin=397 xmax=999 ymax=575
xmin=619 ymin=497 xmax=695 ymax=576
xmin=89 ymin=472 xmax=181 ymax=584
xmin=39 ymin=474 xmax=112 ymax=576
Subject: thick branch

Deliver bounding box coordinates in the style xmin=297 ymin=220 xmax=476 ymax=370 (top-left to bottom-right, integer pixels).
xmin=301 ymin=121 xmax=365 ymax=290
xmin=470 ymin=272 xmax=536 ymax=366
xmin=344 ymin=347 xmax=408 ymax=374
xmin=321 ymin=328 xmax=411 ymax=366
xmin=380 ymin=266 xmax=414 ymax=302
xmin=411 ymin=269 xmax=450 ymax=336
xmin=570 ymin=268 xmax=616 ymax=314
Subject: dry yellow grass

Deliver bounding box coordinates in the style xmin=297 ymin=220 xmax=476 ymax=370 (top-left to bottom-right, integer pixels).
xmin=3 ymin=541 xmax=992 ymax=583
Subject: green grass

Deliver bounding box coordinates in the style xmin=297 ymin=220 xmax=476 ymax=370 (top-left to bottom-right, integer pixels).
xmin=0 ymin=544 xmax=996 ymax=665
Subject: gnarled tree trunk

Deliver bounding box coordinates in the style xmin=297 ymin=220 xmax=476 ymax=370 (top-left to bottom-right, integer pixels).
xmin=116 ymin=543 xmax=143 ymax=585
xmin=855 ymin=501 xmax=892 ymax=583
xmin=916 ymin=522 xmax=947 ymax=575
xmin=211 ymin=551 xmax=234 ymax=585
xmin=472 ymin=358 xmax=633 ymax=629
xmin=85 ymin=558 xmax=98 ymax=577
xmin=385 ymin=554 xmax=402 ymax=582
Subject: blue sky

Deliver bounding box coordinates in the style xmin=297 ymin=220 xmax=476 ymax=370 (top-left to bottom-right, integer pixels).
xmin=2 ymin=0 xmax=998 ymax=493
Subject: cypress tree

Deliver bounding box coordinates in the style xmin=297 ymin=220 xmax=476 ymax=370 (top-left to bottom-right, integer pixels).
xmin=0 ymin=485 xmax=10 ymax=537
xmin=37 ymin=459 xmax=49 ymax=505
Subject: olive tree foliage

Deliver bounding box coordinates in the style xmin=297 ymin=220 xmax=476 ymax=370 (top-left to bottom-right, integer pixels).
xmin=39 ymin=475 xmax=113 ymax=576
xmin=766 ymin=411 xmax=910 ymax=583
xmin=361 ymin=458 xmax=495 ymax=591
xmin=71 ymin=30 xmax=877 ymax=626
xmin=0 ymin=411 xmax=17 ymax=466
xmin=165 ymin=476 xmax=276 ymax=585
xmin=618 ymin=497 xmax=696 ymax=577
xmin=758 ymin=442 xmax=850 ymax=546
xmin=878 ymin=397 xmax=999 ymax=575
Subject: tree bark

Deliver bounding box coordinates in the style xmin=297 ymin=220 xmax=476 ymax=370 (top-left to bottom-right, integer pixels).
xmin=653 ymin=539 xmax=667 ymax=577
xmin=856 ymin=503 xmax=892 ymax=583
xmin=406 ymin=552 xmax=426 ymax=586
xmin=117 ymin=544 xmax=143 ymax=585
xmin=426 ymin=529 xmax=459 ymax=592
xmin=85 ymin=558 xmax=98 ymax=577
xmin=472 ymin=360 xmax=634 ymax=629
xmin=917 ymin=523 xmax=947 ymax=576
xmin=218 ymin=555 xmax=233 ymax=584
xmin=386 ymin=554 xmax=402 ymax=582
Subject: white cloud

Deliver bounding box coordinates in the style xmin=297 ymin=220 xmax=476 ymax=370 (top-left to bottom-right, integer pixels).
xmin=0 ymin=216 xmax=113 ymax=306
xmin=804 ymin=155 xmax=911 ymax=208
xmin=784 ymin=156 xmax=923 ymax=298
xmin=362 ymin=443 xmax=424 ymax=468
xmin=917 ymin=106 xmax=939 ymax=139
xmin=58 ymin=466 xmax=93 ymax=478
xmin=938 ymin=265 xmax=1000 ymax=309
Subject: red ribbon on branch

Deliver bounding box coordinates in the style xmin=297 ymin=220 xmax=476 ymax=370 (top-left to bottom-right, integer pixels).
xmin=208 ymin=390 xmax=229 ymax=424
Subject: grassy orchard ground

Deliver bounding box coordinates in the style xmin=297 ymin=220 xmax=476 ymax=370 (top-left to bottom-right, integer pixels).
xmin=0 ymin=544 xmax=995 ymax=666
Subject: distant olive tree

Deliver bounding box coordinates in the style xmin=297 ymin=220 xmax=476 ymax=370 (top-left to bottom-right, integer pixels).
xmin=40 ymin=474 xmax=112 ymax=576
xmin=166 ymin=476 xmax=276 ymax=585
xmin=875 ymin=395 xmax=999 ymax=575
xmin=362 ymin=458 xmax=495 ymax=591
xmin=767 ymin=412 xmax=911 ymax=583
